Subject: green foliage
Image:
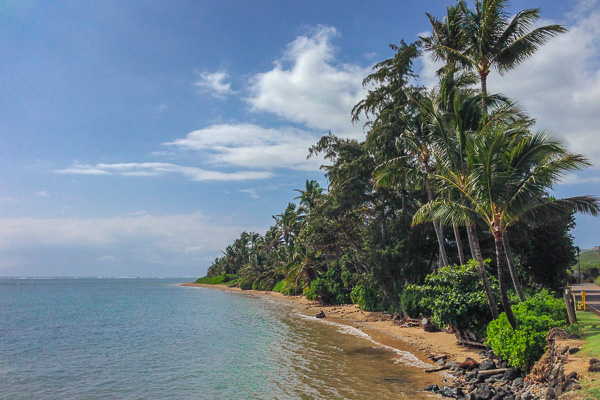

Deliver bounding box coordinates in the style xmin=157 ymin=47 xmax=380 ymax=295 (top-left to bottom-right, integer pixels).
xmin=349 ymin=274 xmax=388 ymax=311
xmin=304 ymin=267 xmax=351 ymax=304
xmin=399 ymin=286 xmax=429 ymax=318
xmin=272 ymin=280 xmax=286 ymax=293
xmin=486 ymin=290 xmax=568 ymax=370
xmin=406 ymin=260 xmax=498 ymax=336
xmin=195 ymin=274 xmax=235 ymax=285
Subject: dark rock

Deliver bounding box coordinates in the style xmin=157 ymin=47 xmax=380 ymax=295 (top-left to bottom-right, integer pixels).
xmin=474 ymin=387 xmax=493 ymax=400
xmin=546 ymin=387 xmax=556 ymax=399
xmin=503 ymin=367 xmax=520 ymax=381
xmin=438 ymin=358 xmax=447 ymax=365
xmin=479 ymin=359 xmax=497 ymax=371
xmin=568 ymin=347 xmax=580 ymax=355
xmin=466 ymin=371 xmax=478 ymax=380
xmin=479 ymin=350 xmax=488 ymax=358
xmin=560 ymin=346 xmax=570 ymax=355
xmin=572 ymin=383 xmax=582 ymax=390
xmin=498 ymin=361 xmax=508 ymax=368
xmin=447 ymin=361 xmax=462 ymax=370
xmin=590 ymin=357 xmax=600 ymax=365
xmin=438 ymin=385 xmax=464 ymax=398
xmin=315 ymin=311 xmax=325 ymax=318
xmin=424 ymin=384 xmax=439 ymax=392
xmin=589 ymin=364 xmax=600 ymax=373
xmin=512 ymin=377 xmax=524 ymax=387
xmin=565 ymin=371 xmax=578 ymax=381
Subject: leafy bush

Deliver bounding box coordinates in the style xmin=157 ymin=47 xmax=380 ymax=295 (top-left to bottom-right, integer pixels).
xmin=486 ymin=290 xmax=568 ymax=370
xmin=399 ymin=286 xmax=429 ymax=318
xmin=272 ymin=280 xmax=286 ymax=292
xmin=349 ymin=274 xmax=388 ymax=311
xmin=195 ymin=274 xmax=235 ymax=285
xmin=304 ymin=267 xmax=351 ymax=304
xmin=405 ymin=260 xmax=498 ymax=336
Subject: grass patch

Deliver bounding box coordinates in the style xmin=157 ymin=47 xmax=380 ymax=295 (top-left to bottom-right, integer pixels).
xmin=575 ymin=311 xmax=600 ymax=399
xmin=195 ymin=274 xmax=236 ymax=285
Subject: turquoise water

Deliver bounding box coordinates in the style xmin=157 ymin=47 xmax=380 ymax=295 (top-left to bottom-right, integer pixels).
xmin=0 ymin=278 xmax=434 ymax=399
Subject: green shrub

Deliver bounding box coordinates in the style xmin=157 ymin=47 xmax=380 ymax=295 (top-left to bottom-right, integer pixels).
xmin=486 ymin=290 xmax=568 ymax=370
xmin=272 ymin=280 xmax=286 ymax=293
xmin=195 ymin=274 xmax=236 ymax=285
xmin=399 ymin=286 xmax=429 ymax=318
xmin=304 ymin=267 xmax=351 ymax=304
xmin=405 ymin=259 xmax=499 ymax=337
xmin=349 ymin=274 xmax=387 ymax=311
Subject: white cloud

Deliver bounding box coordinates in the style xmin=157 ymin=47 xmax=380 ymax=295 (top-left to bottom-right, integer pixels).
xmin=195 ymin=70 xmax=235 ymax=98
xmin=246 ymin=26 xmax=370 ymax=138
xmin=240 ymin=188 xmax=259 ymax=199
xmin=417 ymin=3 xmax=600 ymax=171
xmin=486 ymin=4 xmax=600 ymax=169
xmin=36 ymin=191 xmax=50 ymax=198
xmin=165 ymin=123 xmax=324 ymax=171
xmin=56 ymin=162 xmax=274 ymax=181
xmin=0 ymin=212 xmax=254 ymax=273
xmin=560 ymin=173 xmax=600 ymax=185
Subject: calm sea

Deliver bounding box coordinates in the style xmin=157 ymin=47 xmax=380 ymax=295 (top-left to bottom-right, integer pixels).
xmin=0 ymin=278 xmax=437 ymax=399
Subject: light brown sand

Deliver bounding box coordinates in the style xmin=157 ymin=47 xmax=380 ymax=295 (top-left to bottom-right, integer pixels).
xmin=180 ymin=282 xmax=481 ymax=365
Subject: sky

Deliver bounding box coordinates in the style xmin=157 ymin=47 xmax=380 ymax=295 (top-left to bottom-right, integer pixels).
xmin=1 ymin=0 xmax=599 ymax=277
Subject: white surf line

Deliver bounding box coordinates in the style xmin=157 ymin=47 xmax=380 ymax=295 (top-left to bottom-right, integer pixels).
xmin=296 ymin=313 xmax=434 ymax=369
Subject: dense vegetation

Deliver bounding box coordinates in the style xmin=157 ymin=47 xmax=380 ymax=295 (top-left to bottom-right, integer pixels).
xmin=197 ymin=0 xmax=599 ymax=369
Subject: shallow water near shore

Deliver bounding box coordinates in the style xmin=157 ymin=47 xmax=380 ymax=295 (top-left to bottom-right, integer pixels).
xmin=1 ymin=278 xmax=438 ymax=399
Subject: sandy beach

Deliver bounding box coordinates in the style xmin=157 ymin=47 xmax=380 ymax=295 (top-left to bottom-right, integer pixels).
xmin=181 ymin=282 xmax=481 ymax=368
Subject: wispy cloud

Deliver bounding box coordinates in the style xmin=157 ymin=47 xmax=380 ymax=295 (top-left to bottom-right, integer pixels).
xmin=195 ymin=70 xmax=236 ymax=99
xmin=246 ymin=25 xmax=369 ymax=138
xmin=36 ymin=191 xmax=50 ymax=198
xmin=56 ymin=162 xmax=274 ymax=181
xmin=165 ymin=123 xmax=323 ymax=171
xmin=240 ymin=188 xmax=259 ymax=199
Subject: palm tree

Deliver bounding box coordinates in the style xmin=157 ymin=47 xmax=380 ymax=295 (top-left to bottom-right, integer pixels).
xmin=421 ymin=0 xmax=566 ymax=113
xmin=414 ymin=126 xmax=599 ymax=329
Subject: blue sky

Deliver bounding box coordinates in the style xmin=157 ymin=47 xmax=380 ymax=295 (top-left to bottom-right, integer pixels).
xmin=1 ymin=0 xmax=599 ymax=277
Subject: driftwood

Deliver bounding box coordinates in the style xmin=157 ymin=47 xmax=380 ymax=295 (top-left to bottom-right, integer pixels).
xmin=425 ymin=365 xmax=450 ymax=373
xmin=477 ymin=368 xmax=509 ymax=378
xmin=428 ymin=354 xmax=449 ymax=362
xmin=455 ymin=329 xmax=486 ymax=348
xmin=395 ymin=317 xmax=422 ymax=327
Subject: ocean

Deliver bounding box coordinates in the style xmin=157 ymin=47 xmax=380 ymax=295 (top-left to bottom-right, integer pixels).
xmin=0 ymin=278 xmax=437 ymax=399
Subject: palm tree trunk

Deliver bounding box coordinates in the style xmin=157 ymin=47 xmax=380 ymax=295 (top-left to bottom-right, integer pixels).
xmin=495 ymin=235 xmax=517 ymax=329
xmin=427 ymin=183 xmax=449 ymax=268
xmin=453 ymin=223 xmax=466 ymax=265
xmin=468 ymin=224 xmax=499 ymax=319
xmin=503 ymin=232 xmax=526 ymax=302
xmin=466 ymin=220 xmax=477 ymax=259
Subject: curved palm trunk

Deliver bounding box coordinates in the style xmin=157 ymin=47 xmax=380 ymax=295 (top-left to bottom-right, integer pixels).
xmin=503 ymin=232 xmax=526 ymax=302
xmin=494 ymin=235 xmax=517 ymax=329
xmin=468 ymin=224 xmax=499 ymax=319
xmin=453 ymin=224 xmax=466 ymax=266
xmin=427 ymin=183 xmax=449 ymax=268
xmin=466 ymin=224 xmax=477 ymax=260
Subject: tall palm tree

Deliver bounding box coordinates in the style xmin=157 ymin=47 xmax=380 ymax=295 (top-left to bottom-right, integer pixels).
xmin=422 ymin=0 xmax=566 ymax=113
xmin=414 ymin=126 xmax=599 ymax=329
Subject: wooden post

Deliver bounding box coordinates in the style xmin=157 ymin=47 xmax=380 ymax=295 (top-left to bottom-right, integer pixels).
xmin=564 ymin=288 xmax=577 ymax=325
